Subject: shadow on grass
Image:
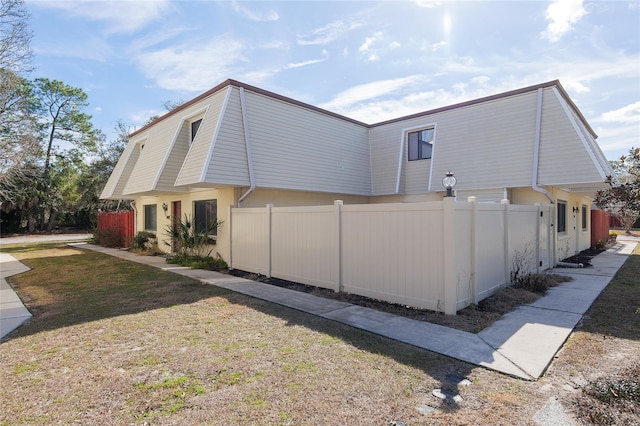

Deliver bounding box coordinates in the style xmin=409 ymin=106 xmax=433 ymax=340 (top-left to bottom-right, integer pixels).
xmin=1 ymin=243 xmax=474 ymax=415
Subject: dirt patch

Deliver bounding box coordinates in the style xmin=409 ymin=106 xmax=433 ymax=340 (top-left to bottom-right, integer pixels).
xmin=227 ymin=270 xmax=570 ymax=333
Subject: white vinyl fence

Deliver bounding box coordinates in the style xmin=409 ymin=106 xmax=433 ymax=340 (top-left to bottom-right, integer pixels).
xmin=229 ymin=198 xmax=554 ymax=314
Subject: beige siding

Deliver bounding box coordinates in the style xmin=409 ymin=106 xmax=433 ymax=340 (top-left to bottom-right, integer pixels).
xmin=370 ymin=91 xmax=539 ymax=195
xmin=100 ymin=140 xmax=139 ymax=199
xmin=204 ymin=86 xmax=250 ymax=186
xmin=154 ymin=119 xmax=192 ymax=192
xmin=175 ymin=88 xmax=230 ymax=186
xmin=537 ymin=88 xmax=608 ymax=186
xmin=429 ymin=91 xmax=538 ymax=192
xmin=238 ymin=188 xmax=369 ymax=208
xmin=244 ymin=90 xmax=371 ymax=195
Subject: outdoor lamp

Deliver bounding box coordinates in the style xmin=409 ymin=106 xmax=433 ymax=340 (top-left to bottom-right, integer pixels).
xmin=162 ymin=203 xmax=169 ymax=218
xmin=442 ymin=171 xmax=456 ymax=197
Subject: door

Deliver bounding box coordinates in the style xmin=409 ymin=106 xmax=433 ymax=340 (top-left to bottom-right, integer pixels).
xmin=171 ymin=201 xmax=182 ymax=253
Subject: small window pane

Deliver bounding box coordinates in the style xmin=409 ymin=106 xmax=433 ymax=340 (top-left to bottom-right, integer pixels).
xmin=144 ymin=204 xmax=157 ymax=231
xmin=557 ymin=201 xmax=566 ymax=233
xmin=408 ymin=128 xmax=434 ymax=161
xmin=194 ymin=199 xmax=218 ymax=235
xmin=582 ymin=205 xmax=587 ymax=230
xmin=191 ymin=119 xmax=202 ymax=142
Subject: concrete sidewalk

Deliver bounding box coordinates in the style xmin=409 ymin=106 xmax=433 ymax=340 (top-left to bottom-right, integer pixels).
xmin=0 ymin=252 xmax=32 ymax=339
xmin=2 ymin=237 xmax=636 ymax=381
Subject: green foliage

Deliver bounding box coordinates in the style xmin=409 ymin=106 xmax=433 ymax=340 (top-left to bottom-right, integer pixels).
xmin=164 ymin=214 xmax=226 ymax=270
xmin=94 ymin=228 xmax=126 ymax=248
xmin=595 ymin=147 xmax=640 ymax=233
xmin=133 ymin=231 xmax=157 ymax=251
xmin=166 ymin=253 xmax=228 ymax=271
xmin=164 ymin=214 xmax=223 ymax=259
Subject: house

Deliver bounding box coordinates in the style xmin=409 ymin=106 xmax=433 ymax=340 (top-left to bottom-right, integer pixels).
xmin=101 ymin=79 xmax=613 ymax=265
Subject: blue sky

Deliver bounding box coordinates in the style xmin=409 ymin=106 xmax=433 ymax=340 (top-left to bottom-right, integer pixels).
xmin=26 ymin=0 xmax=639 ymax=161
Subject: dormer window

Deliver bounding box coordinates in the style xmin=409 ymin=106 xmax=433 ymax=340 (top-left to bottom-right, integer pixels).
xmin=191 ymin=119 xmax=202 ymax=143
xmin=408 ymin=128 xmax=434 ymax=161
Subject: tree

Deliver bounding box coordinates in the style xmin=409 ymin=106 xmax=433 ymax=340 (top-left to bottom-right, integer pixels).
xmin=595 ymin=147 xmax=640 ymax=234
xmin=0 ymin=0 xmax=37 ymax=208
xmin=0 ymin=71 xmax=40 ymax=204
xmin=29 ymin=78 xmax=97 ymax=231
xmin=0 ymin=0 xmax=33 ymax=73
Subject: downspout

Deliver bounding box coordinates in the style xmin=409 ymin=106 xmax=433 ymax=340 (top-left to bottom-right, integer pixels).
xmin=237 ymin=87 xmax=256 ymax=207
xmin=532 ymin=88 xmax=555 ymax=204
xmin=130 ymin=201 xmax=137 ymax=236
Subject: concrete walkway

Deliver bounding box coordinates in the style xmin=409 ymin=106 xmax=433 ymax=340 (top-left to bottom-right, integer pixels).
xmin=1 ymin=236 xmax=636 ymax=381
xmin=0 ymin=252 xmax=32 ymax=339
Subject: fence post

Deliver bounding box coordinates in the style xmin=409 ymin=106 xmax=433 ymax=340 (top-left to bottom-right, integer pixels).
xmin=266 ymin=204 xmax=273 ymax=278
xmin=442 ymin=197 xmax=457 ymax=315
xmin=468 ymin=196 xmax=478 ymax=304
xmin=334 ymin=200 xmax=343 ymax=293
xmin=228 ymin=205 xmax=233 ymax=268
xmin=535 ymin=203 xmax=541 ymax=273
xmin=502 ymin=199 xmax=511 ymax=287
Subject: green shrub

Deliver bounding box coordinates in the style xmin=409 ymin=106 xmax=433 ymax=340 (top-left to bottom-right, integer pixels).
xmin=134 ymin=231 xmax=156 ymax=250
xmin=94 ymin=228 xmax=125 ymax=248
xmin=166 ymin=253 xmax=228 ymax=271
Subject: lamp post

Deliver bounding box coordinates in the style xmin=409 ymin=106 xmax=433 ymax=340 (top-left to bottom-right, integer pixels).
xmin=442 ymin=171 xmax=456 ymax=197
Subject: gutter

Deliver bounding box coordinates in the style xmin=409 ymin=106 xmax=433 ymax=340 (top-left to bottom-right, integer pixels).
xmin=532 ymin=88 xmax=555 ymax=204
xmin=237 ymin=87 xmax=256 ymax=207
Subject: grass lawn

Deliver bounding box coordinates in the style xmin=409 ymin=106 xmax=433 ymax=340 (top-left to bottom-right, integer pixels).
xmin=1 ymin=242 xmax=638 ymax=425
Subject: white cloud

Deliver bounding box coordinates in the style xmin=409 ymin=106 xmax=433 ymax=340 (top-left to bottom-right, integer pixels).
xmin=541 ymin=0 xmax=587 ymax=42
xmin=432 ymin=41 xmax=448 ymax=51
xmin=32 ymin=0 xmax=172 ymax=34
xmin=414 ymin=1 xmax=441 ymax=8
xmin=130 ymin=109 xmax=163 ymax=127
xmin=297 ymin=20 xmax=363 ymax=45
xmin=231 ymin=1 xmax=279 ymax=22
xmin=285 ymin=58 xmax=326 ymax=70
xmin=389 ymin=41 xmax=401 ymax=49
xmin=319 ymin=75 xmax=427 ymax=111
xmin=134 ymin=35 xmax=246 ymax=92
xmin=563 ymin=80 xmax=590 ymax=94
xmin=601 ymin=102 xmax=640 ymax=124
xmin=359 ymin=32 xmax=382 ymax=54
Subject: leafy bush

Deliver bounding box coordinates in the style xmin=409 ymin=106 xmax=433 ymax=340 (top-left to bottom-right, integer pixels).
xmin=166 ymin=253 xmax=228 ymax=271
xmin=94 ymin=228 xmax=125 ymax=248
xmin=134 ymin=231 xmax=156 ymax=250
xmin=164 ymin=214 xmax=222 ymax=259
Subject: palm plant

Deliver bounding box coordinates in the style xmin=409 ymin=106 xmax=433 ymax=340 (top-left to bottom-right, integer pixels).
xmin=164 ymin=214 xmax=223 ymax=259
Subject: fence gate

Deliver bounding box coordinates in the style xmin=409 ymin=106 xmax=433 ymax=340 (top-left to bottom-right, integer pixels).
xmin=539 ymin=204 xmax=554 ymax=270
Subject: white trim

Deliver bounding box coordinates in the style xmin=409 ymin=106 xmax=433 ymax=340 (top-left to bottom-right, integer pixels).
xmin=552 ymin=87 xmax=607 ymax=181
xmin=395 ymin=122 xmax=437 ymax=194
xmin=199 ymin=87 xmax=232 ymax=183
xmin=154 ymin=105 xmax=210 ymax=190
xmin=237 ymin=86 xmax=256 ymax=206
xmin=532 ymin=88 xmax=554 ymax=203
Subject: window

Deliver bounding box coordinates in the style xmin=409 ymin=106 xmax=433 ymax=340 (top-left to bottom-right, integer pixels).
xmin=557 ymin=201 xmax=567 ymax=233
xmin=408 ymin=128 xmax=434 ymax=161
xmin=194 ymin=199 xmax=218 ymax=236
xmin=144 ymin=204 xmax=157 ymax=231
xmin=191 ymin=119 xmax=202 ymax=143
xmin=582 ymin=205 xmax=588 ymax=230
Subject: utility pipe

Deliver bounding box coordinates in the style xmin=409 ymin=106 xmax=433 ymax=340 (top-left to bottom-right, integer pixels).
xmin=237 ymin=87 xmax=256 ymax=207
xmin=532 ymin=88 xmax=555 ymax=203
